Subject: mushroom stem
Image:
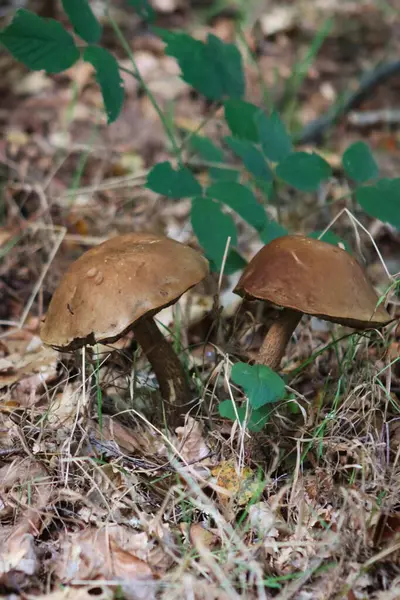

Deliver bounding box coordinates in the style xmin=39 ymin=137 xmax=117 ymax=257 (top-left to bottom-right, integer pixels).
xmin=132 ymin=317 xmax=191 ymax=425
xmin=257 ymin=308 xmax=302 ymax=370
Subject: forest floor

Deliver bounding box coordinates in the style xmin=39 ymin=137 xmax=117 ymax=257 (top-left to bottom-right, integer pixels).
xmin=1 ymin=0 xmax=400 ymax=598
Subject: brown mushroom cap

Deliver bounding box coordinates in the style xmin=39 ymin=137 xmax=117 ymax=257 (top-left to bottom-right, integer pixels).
xmin=234 ymin=234 xmax=391 ymax=329
xmin=41 ymin=233 xmax=209 ymax=350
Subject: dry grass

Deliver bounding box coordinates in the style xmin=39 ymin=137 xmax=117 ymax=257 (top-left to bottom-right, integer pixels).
xmin=1 ymin=286 xmax=399 ymax=599
xmin=1 ymin=1 xmax=400 ymax=597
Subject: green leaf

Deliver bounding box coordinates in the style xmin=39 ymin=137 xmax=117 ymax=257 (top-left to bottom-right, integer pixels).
xmin=342 ymin=141 xmax=379 ymax=183
xmin=146 ymin=162 xmax=202 ymax=198
xmin=190 ymin=134 xmax=224 ymax=163
xmin=254 ymin=179 xmax=274 ymax=199
xmin=206 ymin=33 xmax=245 ymax=99
xmin=225 ymin=137 xmax=273 ymax=181
xmin=259 ymin=220 xmax=288 ymax=244
xmin=127 ymin=0 xmax=155 ymax=21
xmin=218 ymin=399 xmax=271 ymax=432
xmin=309 ymin=230 xmax=351 ymax=252
xmin=61 ymin=0 xmax=102 ymax=44
xmin=224 ymin=100 xmax=259 ymax=142
xmin=156 ymin=29 xmax=245 ymax=100
xmin=210 ymin=167 xmax=240 ymax=182
xmin=231 ymin=362 xmax=286 ymax=409
xmin=256 ymin=110 xmax=292 ymax=162
xmin=356 ymin=179 xmax=400 ymax=230
xmin=191 ymin=197 xmax=237 ymax=268
xmin=207 ymin=181 xmax=267 ymax=231
xmin=208 ymin=249 xmax=247 ymax=275
xmin=0 ymin=8 xmax=80 ymax=73
xmin=83 ymin=46 xmax=124 ymax=124
xmin=276 ymin=151 xmax=332 ymax=191
xmin=223 ymin=249 xmax=247 ymax=273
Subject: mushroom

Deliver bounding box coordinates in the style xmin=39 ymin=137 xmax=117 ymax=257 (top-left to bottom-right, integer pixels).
xmin=40 ymin=233 xmax=209 ymax=423
xmin=234 ymin=234 xmax=393 ymax=370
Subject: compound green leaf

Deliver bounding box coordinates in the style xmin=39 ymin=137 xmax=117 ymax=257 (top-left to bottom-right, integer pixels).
xmin=190 ymin=134 xmax=224 ymax=163
xmin=206 ymin=33 xmax=245 ymax=99
xmin=209 ymin=167 xmax=240 ymax=182
xmin=61 ymin=0 xmax=102 ymax=43
xmin=223 ymin=249 xmax=247 ymax=273
xmin=256 ymin=110 xmax=292 ymax=162
xmin=309 ymin=230 xmax=351 ymax=252
xmin=83 ymin=46 xmax=124 ymax=123
xmin=224 ymin=100 xmax=260 ymax=142
xmin=146 ymin=162 xmax=202 ymax=198
xmin=259 ymin=220 xmax=288 ymax=244
xmin=207 ymin=181 xmax=267 ymax=231
xmin=207 ymin=248 xmax=247 ymax=275
xmin=0 ymin=8 xmax=80 ymax=73
xmin=342 ymin=141 xmax=379 ymax=183
xmin=225 ymin=137 xmax=273 ymax=181
xmin=276 ymin=151 xmax=332 ymax=191
xmin=127 ymin=0 xmax=155 ymax=21
xmin=156 ymin=29 xmax=245 ymax=100
xmin=191 ymin=197 xmax=237 ymax=268
xmin=218 ymin=399 xmax=271 ymax=432
xmin=254 ymin=179 xmax=274 ymax=199
xmin=231 ymin=362 xmax=286 ymax=410
xmin=356 ymin=178 xmax=400 ymax=230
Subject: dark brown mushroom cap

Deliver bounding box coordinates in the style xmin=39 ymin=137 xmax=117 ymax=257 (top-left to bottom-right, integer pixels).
xmin=234 ymin=234 xmax=392 ymax=329
xmin=41 ymin=233 xmax=209 ymax=350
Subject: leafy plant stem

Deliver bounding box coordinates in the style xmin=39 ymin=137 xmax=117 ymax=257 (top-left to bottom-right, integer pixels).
xmin=119 ymin=64 xmax=139 ymax=81
xmin=106 ymin=6 xmax=182 ymax=164
xmin=271 ymin=173 xmax=283 ymax=223
xmin=178 ymin=103 xmax=220 ymax=153
xmin=69 ymin=124 xmax=98 ymax=206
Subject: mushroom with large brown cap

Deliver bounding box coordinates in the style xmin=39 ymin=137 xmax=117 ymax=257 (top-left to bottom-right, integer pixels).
xmin=234 ymin=234 xmax=392 ymax=370
xmin=40 ymin=233 xmax=209 ymax=424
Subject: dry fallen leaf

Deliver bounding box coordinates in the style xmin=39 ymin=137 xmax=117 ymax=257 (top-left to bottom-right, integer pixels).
xmin=0 ymin=458 xmax=52 ymax=533
xmin=28 ymin=587 xmax=114 ymax=600
xmin=162 ymin=574 xmax=232 ymax=600
xmin=188 ymin=523 xmax=218 ymax=552
xmin=248 ymin=501 xmax=278 ymax=539
xmin=90 ymin=416 xmax=169 ymax=457
xmin=0 ymin=526 xmax=37 ymax=576
xmin=210 ymin=460 xmax=261 ymax=509
xmin=0 ymin=343 xmax=58 ymax=404
xmin=175 ymin=417 xmax=211 ymax=464
xmin=47 ymin=383 xmax=89 ymax=427
xmin=0 ymin=457 xmax=51 ymax=576
xmin=56 ymin=525 xmax=156 ymax=600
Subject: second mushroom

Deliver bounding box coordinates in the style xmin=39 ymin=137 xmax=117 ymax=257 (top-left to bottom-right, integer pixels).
xmin=234 ymin=235 xmax=392 ymax=370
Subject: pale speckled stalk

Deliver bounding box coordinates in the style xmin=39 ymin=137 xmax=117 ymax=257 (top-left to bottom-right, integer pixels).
xmin=257 ymin=308 xmax=302 ymax=370
xmin=132 ymin=317 xmax=191 ymax=426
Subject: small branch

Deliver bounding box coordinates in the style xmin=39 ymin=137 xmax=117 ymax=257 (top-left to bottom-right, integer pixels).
xmin=348 ymin=108 xmax=400 ymax=128
xmin=296 ymin=60 xmax=400 ymax=145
